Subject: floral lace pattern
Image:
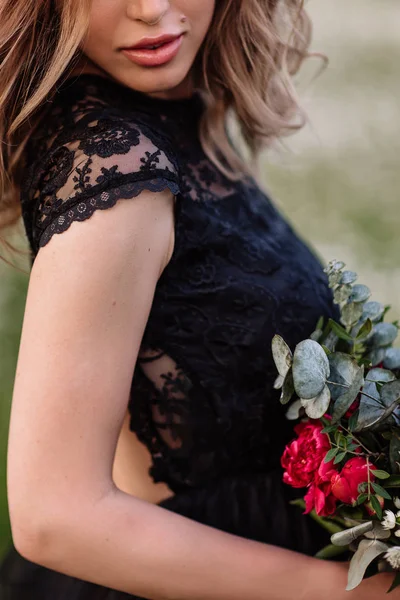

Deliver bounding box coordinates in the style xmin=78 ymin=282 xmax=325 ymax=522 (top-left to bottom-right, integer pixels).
xmin=21 ymin=73 xmax=340 ymax=497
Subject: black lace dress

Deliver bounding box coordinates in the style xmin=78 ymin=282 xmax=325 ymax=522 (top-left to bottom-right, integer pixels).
xmin=0 ymin=73 xmax=340 ymax=599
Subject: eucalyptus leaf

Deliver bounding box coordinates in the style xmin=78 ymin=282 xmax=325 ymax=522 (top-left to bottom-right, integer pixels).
xmin=349 ymin=284 xmax=371 ymax=304
xmin=342 ymin=302 xmax=364 ymax=328
xmin=367 ymin=322 xmax=398 ymax=348
xmin=356 ymin=379 xmax=400 ymax=430
xmin=271 ymin=335 xmax=293 ymax=378
xmin=279 ymin=369 xmax=295 ymax=405
xmin=363 ymin=521 xmax=391 ymax=540
xmin=383 ymin=347 xmax=400 ymax=371
xmin=334 ymin=284 xmax=352 ymax=304
xmin=292 ymin=340 xmax=330 ymax=400
xmin=300 ymin=386 xmax=331 ymax=419
xmin=346 ymin=539 xmax=389 ymax=591
xmin=273 ymin=374 xmax=284 ymax=390
xmin=329 ymin=260 xmax=346 ymax=271
xmin=365 ymin=368 xmax=396 ymax=384
xmin=330 ymin=521 xmax=373 ymax=546
xmin=326 ymin=262 xmax=345 ymax=287
xmin=285 ymin=399 xmax=302 ymax=420
xmin=366 ymin=347 xmax=388 ymax=367
xmin=361 ymin=301 xmax=385 ymax=323
xmin=327 ymin=352 xmax=362 ymax=401
xmin=330 ymin=361 xmax=364 ymax=422
xmin=341 ymin=271 xmax=358 ymax=285
xmin=356 ymin=370 xmax=396 ymax=430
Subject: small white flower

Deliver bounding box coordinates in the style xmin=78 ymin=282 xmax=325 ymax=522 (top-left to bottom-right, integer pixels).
xmin=382 ymin=510 xmax=397 ymax=530
xmin=394 ymin=497 xmax=400 ymax=510
xmin=395 ymin=530 xmax=400 ymax=538
xmin=385 ymin=547 xmax=400 ymax=570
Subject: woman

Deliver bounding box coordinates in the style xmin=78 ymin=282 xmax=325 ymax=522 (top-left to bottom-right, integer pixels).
xmin=0 ymin=0 xmax=392 ymax=598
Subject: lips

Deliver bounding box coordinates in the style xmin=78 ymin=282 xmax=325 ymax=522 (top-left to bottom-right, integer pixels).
xmin=127 ymin=33 xmax=182 ymax=51
xmin=121 ymin=34 xmax=184 ymax=67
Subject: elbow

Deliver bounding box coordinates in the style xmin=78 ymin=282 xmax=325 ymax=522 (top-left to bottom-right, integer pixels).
xmin=8 ymin=502 xmax=58 ymax=565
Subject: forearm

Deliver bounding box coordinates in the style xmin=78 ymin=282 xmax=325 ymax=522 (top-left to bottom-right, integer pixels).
xmin=26 ymin=486 xmax=351 ymax=600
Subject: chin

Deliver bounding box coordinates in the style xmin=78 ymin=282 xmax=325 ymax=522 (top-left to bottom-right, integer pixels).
xmin=116 ymin=61 xmax=194 ymax=99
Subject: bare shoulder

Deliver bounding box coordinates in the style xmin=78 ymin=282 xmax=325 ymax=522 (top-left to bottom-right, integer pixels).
xmin=7 ymin=186 xmax=175 ymax=555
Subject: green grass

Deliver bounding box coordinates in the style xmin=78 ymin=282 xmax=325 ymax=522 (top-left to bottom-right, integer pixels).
xmin=0 ymin=265 xmax=28 ymax=558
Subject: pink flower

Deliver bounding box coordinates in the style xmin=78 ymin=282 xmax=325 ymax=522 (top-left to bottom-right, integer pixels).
xmin=281 ymin=420 xmax=331 ymax=488
xmin=331 ymin=457 xmax=376 ymax=505
xmin=304 ymin=459 xmax=339 ymax=517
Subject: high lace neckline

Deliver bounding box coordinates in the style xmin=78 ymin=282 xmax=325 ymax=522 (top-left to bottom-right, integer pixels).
xmin=59 ymin=72 xmax=205 ymax=119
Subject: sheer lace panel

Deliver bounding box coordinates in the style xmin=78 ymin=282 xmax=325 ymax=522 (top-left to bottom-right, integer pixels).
xmin=24 ymin=109 xmax=180 ymax=252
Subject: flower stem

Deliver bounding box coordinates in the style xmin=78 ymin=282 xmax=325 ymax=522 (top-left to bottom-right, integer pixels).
xmin=340 ymin=424 xmax=375 ymax=456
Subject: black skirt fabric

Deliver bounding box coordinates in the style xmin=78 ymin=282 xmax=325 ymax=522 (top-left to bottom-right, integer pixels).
xmin=0 ymin=471 xmax=332 ymax=599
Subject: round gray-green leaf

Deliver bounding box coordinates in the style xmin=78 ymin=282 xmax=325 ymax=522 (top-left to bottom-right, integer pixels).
xmin=334 ymin=284 xmax=352 ymax=304
xmin=328 ymin=260 xmax=345 ymax=271
xmin=327 ymin=269 xmax=343 ymax=287
xmin=292 ymin=340 xmax=330 ymax=400
xmin=341 ymin=271 xmax=358 ymax=285
xmin=366 ymin=347 xmax=387 ymax=367
xmin=361 ymin=301 xmax=385 ymax=323
xmin=383 ymin=347 xmax=400 ymax=370
xmin=365 ymin=367 xmax=396 ymax=384
xmin=341 ymin=302 xmax=364 ymax=327
xmin=271 ymin=335 xmax=293 ymax=378
xmin=349 ymin=284 xmax=371 ymax=304
xmin=368 ymin=322 xmax=398 ymax=348
xmin=300 ymin=385 xmax=331 ymax=419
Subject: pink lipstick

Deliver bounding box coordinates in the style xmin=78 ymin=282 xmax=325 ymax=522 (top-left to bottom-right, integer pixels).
xmin=121 ymin=33 xmax=184 ymax=67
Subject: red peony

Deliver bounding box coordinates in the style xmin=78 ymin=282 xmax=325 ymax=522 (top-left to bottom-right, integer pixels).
xmin=281 ymin=420 xmax=331 ymax=488
xmin=330 ymin=457 xmax=376 ymax=505
xmin=304 ymin=458 xmax=339 ymax=517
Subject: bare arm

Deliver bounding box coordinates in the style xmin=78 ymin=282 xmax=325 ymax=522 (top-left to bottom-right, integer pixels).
xmin=7 ymin=188 xmax=391 ymax=600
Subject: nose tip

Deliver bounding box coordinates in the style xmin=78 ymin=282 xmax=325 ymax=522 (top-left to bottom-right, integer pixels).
xmin=127 ymin=0 xmax=170 ymax=25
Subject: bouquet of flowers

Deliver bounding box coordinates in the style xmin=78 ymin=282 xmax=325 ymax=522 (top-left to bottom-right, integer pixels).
xmin=272 ymin=260 xmax=400 ymax=592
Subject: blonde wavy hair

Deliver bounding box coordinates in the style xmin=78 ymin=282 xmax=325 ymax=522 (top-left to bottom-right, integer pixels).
xmin=0 ymin=0 xmax=314 ymax=268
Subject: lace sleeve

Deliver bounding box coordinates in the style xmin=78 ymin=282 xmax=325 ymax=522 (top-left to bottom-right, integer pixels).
xmin=28 ymin=111 xmax=181 ymax=252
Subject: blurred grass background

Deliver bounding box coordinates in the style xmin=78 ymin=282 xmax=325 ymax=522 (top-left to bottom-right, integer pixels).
xmin=1 ymin=0 xmax=399 ymax=559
